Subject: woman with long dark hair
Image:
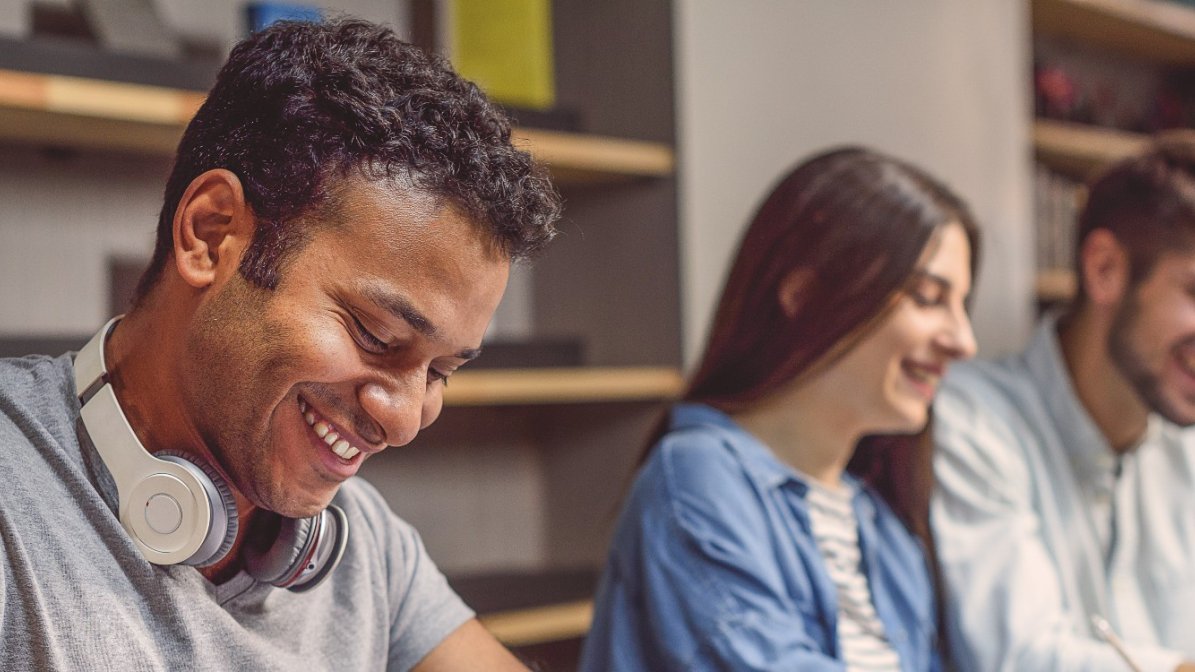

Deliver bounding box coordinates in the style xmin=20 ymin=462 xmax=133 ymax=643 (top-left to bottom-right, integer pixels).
xmin=579 ymin=147 xmax=980 ymax=671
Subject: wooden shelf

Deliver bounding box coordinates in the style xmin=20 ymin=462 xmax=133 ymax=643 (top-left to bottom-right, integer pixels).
xmin=444 ymin=366 xmax=684 ymax=406
xmin=479 ymin=599 xmax=593 ymax=647
xmin=1033 ymin=0 xmax=1195 ymax=65
xmin=1033 ymin=119 xmax=1149 ymax=179
xmin=0 ymin=68 xmax=674 ymax=183
xmin=515 ymin=128 xmax=674 ymax=182
xmin=0 ymin=68 xmax=205 ymax=155
xmin=1037 ymin=268 xmax=1077 ymax=302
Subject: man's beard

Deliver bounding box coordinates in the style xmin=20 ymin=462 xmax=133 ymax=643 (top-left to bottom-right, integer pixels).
xmin=1108 ymin=292 xmax=1195 ymax=427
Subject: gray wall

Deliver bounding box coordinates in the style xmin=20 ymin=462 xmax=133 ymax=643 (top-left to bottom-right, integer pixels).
xmin=0 ymin=148 xmax=166 ymax=334
xmin=674 ymin=0 xmax=1034 ymax=364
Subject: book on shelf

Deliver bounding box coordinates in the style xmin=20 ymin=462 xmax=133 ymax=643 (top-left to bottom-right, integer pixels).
xmin=1034 ymin=162 xmax=1082 ymax=275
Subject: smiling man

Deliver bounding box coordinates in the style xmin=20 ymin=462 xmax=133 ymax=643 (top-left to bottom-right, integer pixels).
xmin=0 ymin=18 xmax=559 ymax=671
xmin=932 ymin=134 xmax=1195 ymax=671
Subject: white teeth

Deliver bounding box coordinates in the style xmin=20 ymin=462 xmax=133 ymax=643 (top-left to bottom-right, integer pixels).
xmin=329 ymin=440 xmax=361 ymax=460
xmin=302 ymin=400 xmax=363 ymax=460
xmin=904 ymin=364 xmax=936 ymax=383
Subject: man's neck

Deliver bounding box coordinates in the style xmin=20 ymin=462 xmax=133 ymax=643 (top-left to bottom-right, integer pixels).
xmin=105 ymin=306 xmax=258 ymax=581
xmin=105 ymin=310 xmax=195 ymax=458
xmin=1057 ymin=309 xmax=1149 ymax=454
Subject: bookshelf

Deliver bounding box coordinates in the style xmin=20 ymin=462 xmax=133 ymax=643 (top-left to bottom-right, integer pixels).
xmin=0 ymin=67 xmax=675 ymax=184
xmin=1030 ymin=0 xmax=1195 ymax=304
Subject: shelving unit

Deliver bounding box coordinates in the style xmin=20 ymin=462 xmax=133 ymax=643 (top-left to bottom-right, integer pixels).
xmin=0 ymin=67 xmax=675 ymax=185
xmin=1030 ymin=0 xmax=1195 ymax=304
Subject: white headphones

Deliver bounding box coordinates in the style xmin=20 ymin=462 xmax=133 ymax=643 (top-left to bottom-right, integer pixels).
xmin=74 ymin=317 xmax=348 ymax=592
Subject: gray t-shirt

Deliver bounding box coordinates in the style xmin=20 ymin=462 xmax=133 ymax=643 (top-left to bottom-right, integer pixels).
xmin=0 ymin=353 xmax=474 ymax=671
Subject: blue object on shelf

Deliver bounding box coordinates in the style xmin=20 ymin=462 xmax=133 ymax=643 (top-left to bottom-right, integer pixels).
xmin=245 ymin=3 xmax=323 ymax=34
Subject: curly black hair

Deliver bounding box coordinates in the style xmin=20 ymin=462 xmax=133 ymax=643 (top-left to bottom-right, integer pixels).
xmin=136 ymin=18 xmax=560 ymax=299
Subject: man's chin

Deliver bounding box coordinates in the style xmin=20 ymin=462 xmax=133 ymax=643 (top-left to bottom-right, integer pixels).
xmin=1162 ymin=408 xmax=1195 ymax=429
xmin=256 ymin=488 xmax=339 ymax=520
xmin=1146 ymin=391 xmax=1195 ymax=429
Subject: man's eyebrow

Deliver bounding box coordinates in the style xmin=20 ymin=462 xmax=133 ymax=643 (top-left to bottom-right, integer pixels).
xmin=360 ymin=285 xmax=439 ymax=339
xmin=360 ymin=284 xmax=483 ymax=361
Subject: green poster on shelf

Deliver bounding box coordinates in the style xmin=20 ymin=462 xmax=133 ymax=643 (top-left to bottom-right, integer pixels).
xmin=450 ymin=0 xmax=555 ymax=110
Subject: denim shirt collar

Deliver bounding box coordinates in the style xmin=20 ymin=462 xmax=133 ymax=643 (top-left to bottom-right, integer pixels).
xmin=668 ymin=403 xmax=877 ymax=520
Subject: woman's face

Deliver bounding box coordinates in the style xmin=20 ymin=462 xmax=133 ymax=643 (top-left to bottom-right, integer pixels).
xmin=811 ymin=222 xmax=977 ymax=435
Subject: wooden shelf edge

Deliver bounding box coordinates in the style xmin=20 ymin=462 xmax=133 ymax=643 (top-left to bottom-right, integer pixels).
xmin=0 ymin=68 xmax=205 ymax=125
xmin=515 ymin=128 xmax=675 ymax=180
xmin=1033 ymin=119 xmax=1148 ymax=179
xmin=479 ymin=599 xmax=593 ymax=647
xmin=0 ymin=68 xmax=675 ymax=182
xmin=1033 ymin=0 xmax=1195 ymax=65
xmin=1036 ymin=268 xmax=1077 ymax=302
xmin=444 ymin=366 xmax=684 ymax=406
xmin=0 ymin=68 xmax=204 ymax=156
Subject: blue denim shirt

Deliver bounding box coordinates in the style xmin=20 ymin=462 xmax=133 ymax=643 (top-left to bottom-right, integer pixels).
xmin=579 ymin=403 xmax=940 ymax=671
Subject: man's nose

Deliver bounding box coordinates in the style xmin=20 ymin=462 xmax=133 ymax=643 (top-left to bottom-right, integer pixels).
xmin=358 ymin=375 xmax=440 ymax=448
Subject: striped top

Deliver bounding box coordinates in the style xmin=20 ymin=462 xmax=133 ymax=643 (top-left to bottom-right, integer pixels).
xmin=805 ymin=479 xmax=902 ymax=671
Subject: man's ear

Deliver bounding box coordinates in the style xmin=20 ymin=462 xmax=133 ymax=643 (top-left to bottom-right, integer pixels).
xmin=173 ymin=169 xmax=253 ymax=290
xmin=778 ymin=267 xmax=815 ymax=318
xmin=1079 ymin=228 xmax=1130 ymax=307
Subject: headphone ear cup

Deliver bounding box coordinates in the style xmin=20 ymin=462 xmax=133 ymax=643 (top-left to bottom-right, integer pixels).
xmin=155 ymin=452 xmax=239 ymax=567
xmin=244 ymin=505 xmax=348 ymax=592
xmin=244 ymin=514 xmax=312 ymax=586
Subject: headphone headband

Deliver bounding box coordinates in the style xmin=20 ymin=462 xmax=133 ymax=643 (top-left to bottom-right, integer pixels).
xmin=74 ymin=316 xmax=117 ymax=405
xmin=76 ymin=317 xmax=219 ymax=565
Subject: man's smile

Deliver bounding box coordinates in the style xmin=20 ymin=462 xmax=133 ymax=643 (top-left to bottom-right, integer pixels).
xmin=300 ymin=397 xmax=365 ymax=461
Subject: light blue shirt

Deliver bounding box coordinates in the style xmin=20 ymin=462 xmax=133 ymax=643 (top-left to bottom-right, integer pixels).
xmin=932 ymin=316 xmax=1195 ymax=671
xmin=579 ymin=403 xmax=940 ymax=671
